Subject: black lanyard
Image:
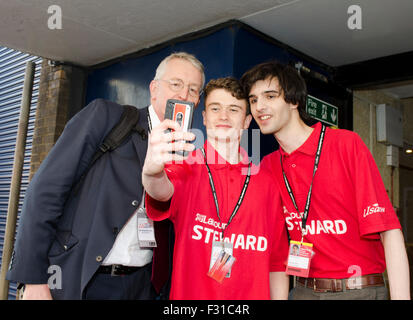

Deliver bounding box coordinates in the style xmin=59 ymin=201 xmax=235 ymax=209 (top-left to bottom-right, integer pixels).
xmin=200 ymin=147 xmax=251 ymax=240
xmin=280 ymin=125 xmax=326 ymax=240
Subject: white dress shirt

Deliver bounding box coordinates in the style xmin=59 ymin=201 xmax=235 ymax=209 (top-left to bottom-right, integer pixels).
xmin=102 ymin=105 xmax=160 ymax=266
xmin=148 ymin=104 xmax=161 ymax=130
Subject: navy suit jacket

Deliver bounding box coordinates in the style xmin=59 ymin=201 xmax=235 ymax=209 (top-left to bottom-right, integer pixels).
xmin=7 ymin=99 xmax=158 ymax=299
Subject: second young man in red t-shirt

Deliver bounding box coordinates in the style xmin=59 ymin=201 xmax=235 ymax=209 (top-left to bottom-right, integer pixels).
xmin=142 ymin=77 xmax=289 ymax=300
xmin=241 ymin=61 xmax=410 ymax=300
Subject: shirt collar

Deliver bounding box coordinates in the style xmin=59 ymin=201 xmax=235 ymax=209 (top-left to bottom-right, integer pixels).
xmin=280 ymin=122 xmax=322 ymax=157
xmin=201 ymin=140 xmax=250 ymax=170
xmin=148 ymin=105 xmax=161 ymax=130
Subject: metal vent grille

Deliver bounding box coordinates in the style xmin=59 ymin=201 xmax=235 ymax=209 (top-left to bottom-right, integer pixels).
xmin=0 ymin=46 xmax=42 ymax=300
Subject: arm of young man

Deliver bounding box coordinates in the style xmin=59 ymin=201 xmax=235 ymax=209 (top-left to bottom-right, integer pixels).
xmin=348 ymin=133 xmax=409 ymax=299
xmin=380 ymin=229 xmax=410 ymax=300
xmin=270 ymin=272 xmax=289 ymax=300
xmin=142 ymin=119 xmax=195 ymax=202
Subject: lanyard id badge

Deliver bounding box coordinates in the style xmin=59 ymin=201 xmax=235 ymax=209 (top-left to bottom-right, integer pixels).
xmin=201 ymin=148 xmax=251 ymax=284
xmin=207 ymin=241 xmax=236 ymax=283
xmin=286 ymin=240 xmax=314 ymax=277
xmin=136 ymin=192 xmax=157 ymax=248
xmin=281 ymin=125 xmax=326 ymax=277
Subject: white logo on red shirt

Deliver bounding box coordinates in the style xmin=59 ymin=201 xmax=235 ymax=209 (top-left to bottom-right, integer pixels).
xmin=283 ymin=206 xmax=348 ymax=235
xmin=195 ymin=213 xmax=227 ymax=230
xmin=192 ymin=213 xmax=268 ymax=252
xmin=363 ymin=203 xmax=385 ymax=218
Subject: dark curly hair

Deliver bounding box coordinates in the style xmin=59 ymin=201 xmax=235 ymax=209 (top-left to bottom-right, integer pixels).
xmin=240 ymin=61 xmax=310 ymax=122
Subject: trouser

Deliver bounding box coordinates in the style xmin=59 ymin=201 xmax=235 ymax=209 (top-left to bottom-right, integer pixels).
xmin=83 ymin=263 xmax=157 ymax=300
xmin=289 ymin=281 xmax=389 ymax=300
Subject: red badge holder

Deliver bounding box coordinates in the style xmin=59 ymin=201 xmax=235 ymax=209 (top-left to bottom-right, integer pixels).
xmin=285 ymin=240 xmax=314 ymax=278
xmin=207 ymin=250 xmax=236 ymax=283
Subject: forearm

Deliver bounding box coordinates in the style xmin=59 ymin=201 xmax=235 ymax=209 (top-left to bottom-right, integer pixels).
xmin=142 ymin=170 xmax=174 ymax=202
xmin=269 ymin=272 xmax=289 ymax=300
xmin=381 ymin=229 xmax=410 ymax=300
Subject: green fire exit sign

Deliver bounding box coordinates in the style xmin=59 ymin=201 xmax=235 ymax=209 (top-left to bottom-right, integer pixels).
xmin=306 ymin=95 xmax=338 ymax=127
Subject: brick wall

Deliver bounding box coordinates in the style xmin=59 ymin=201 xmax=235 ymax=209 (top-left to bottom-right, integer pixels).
xmin=29 ymin=60 xmax=85 ymax=179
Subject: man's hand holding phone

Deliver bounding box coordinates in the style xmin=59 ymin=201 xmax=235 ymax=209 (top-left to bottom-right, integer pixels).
xmin=143 ymin=99 xmax=196 ymax=202
xmin=144 ymin=119 xmax=195 ymax=175
xmin=142 ymin=119 xmax=195 ymax=202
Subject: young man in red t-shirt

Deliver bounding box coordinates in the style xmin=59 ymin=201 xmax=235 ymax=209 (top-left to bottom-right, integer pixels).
xmin=142 ymin=77 xmax=289 ymax=300
xmin=240 ymin=62 xmax=410 ymax=300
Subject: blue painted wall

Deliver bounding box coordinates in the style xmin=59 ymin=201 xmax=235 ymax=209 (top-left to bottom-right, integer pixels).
xmin=86 ymin=26 xmax=238 ymax=139
xmin=85 ymin=22 xmax=349 ymax=159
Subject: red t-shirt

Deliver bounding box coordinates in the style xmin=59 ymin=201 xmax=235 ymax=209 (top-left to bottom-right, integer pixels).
xmin=146 ymin=141 xmax=288 ymax=299
xmin=261 ymin=122 xmax=401 ymax=279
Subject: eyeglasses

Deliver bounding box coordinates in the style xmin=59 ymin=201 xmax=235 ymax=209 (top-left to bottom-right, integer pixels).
xmin=158 ymin=79 xmax=203 ymax=97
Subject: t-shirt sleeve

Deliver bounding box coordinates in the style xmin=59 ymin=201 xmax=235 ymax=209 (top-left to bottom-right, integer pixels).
xmin=145 ymin=162 xmax=187 ymax=223
xmin=268 ymin=184 xmax=289 ymax=272
xmin=349 ymin=133 xmax=401 ymax=238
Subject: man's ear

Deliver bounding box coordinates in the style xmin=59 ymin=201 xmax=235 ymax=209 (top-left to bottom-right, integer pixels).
xmin=149 ymin=80 xmax=158 ymax=100
xmin=289 ymin=102 xmax=299 ymax=110
xmin=243 ymin=114 xmax=252 ymax=129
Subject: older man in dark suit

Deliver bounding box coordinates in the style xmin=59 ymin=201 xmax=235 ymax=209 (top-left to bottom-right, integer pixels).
xmin=7 ymin=52 xmax=205 ymax=299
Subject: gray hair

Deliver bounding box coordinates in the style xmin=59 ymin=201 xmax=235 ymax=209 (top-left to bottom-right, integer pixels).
xmin=154 ymin=52 xmax=205 ymax=88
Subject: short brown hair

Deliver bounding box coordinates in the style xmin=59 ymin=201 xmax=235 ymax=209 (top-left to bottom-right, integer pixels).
xmin=204 ymin=77 xmax=249 ymax=114
xmin=240 ymin=61 xmax=309 ymax=122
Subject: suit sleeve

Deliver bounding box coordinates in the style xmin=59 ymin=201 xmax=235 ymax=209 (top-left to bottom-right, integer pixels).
xmin=7 ymin=99 xmax=124 ymax=284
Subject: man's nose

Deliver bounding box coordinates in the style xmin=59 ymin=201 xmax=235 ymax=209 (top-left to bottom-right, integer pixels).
xmin=255 ymin=97 xmax=266 ymax=112
xmin=219 ymin=109 xmax=229 ymax=120
xmin=177 ymin=85 xmax=190 ymax=100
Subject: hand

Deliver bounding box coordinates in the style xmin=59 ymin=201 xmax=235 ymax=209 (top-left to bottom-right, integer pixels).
xmin=22 ymin=284 xmax=53 ymax=300
xmin=143 ymin=119 xmax=195 ymax=177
